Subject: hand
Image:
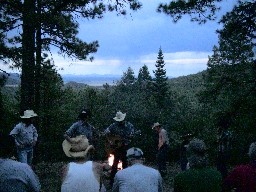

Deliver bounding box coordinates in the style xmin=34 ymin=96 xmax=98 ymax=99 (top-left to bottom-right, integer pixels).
xmin=32 ymin=141 xmax=37 ymax=146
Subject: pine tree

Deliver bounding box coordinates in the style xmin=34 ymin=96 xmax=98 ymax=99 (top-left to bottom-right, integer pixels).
xmin=119 ymin=67 xmax=136 ymax=86
xmin=138 ymin=64 xmax=152 ymax=83
xmin=153 ymin=47 xmax=168 ymax=106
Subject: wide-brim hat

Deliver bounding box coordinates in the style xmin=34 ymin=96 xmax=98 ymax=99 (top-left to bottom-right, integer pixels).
xmin=62 ymin=135 xmax=94 ymax=158
xmin=152 ymin=122 xmax=161 ymax=129
xmin=20 ymin=110 xmax=38 ymax=118
xmin=113 ymin=111 xmax=126 ymax=122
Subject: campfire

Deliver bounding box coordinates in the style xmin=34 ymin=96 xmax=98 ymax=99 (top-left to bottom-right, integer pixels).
xmin=108 ymin=154 xmax=123 ymax=170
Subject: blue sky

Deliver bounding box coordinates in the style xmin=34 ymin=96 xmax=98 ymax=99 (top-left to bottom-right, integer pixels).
xmin=1 ymin=0 xmax=237 ymax=77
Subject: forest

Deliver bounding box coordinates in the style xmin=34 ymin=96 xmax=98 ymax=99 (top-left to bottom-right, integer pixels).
xmin=0 ymin=0 xmax=256 ymax=168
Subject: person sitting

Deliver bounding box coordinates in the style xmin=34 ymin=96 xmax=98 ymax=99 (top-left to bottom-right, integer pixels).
xmin=174 ymin=139 xmax=222 ymax=192
xmin=223 ymin=142 xmax=256 ymax=192
xmin=112 ymin=147 xmax=163 ymax=192
xmin=0 ymin=132 xmax=41 ymax=192
xmin=61 ymin=135 xmax=106 ymax=192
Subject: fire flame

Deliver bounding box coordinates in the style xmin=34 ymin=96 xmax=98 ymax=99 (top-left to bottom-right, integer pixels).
xmin=108 ymin=154 xmax=123 ymax=170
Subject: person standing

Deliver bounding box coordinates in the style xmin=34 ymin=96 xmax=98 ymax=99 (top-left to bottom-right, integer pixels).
xmin=112 ymin=147 xmax=163 ymax=192
xmin=64 ymin=109 xmax=97 ymax=146
xmin=223 ymin=142 xmax=256 ymax=192
xmin=0 ymin=132 xmax=41 ymax=192
xmin=9 ymin=109 xmax=38 ymax=166
xmin=152 ymin=122 xmax=169 ymax=177
xmin=216 ymin=117 xmax=233 ymax=179
xmin=174 ymin=139 xmax=222 ymax=192
xmin=104 ymin=111 xmax=135 ymax=186
xmin=179 ymin=132 xmax=194 ymax=171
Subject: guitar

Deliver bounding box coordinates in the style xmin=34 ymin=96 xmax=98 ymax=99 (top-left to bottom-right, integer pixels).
xmin=104 ymin=130 xmax=141 ymax=154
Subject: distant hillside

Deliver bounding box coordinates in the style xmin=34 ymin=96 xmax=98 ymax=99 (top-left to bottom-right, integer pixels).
xmin=1 ymin=73 xmax=122 ymax=86
xmin=61 ymin=74 xmax=121 ymax=86
xmin=168 ymin=71 xmax=206 ymax=100
xmin=0 ymin=73 xmax=20 ymax=85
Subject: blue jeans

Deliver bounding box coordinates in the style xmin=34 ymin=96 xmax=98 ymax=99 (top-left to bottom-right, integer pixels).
xmin=17 ymin=146 xmax=33 ymax=165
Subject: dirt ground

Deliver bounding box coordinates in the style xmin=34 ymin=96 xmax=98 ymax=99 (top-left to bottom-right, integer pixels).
xmin=35 ymin=161 xmax=181 ymax=192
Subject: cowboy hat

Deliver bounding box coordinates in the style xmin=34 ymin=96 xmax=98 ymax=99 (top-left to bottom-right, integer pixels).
xmin=152 ymin=122 xmax=161 ymax=129
xmin=113 ymin=111 xmax=126 ymax=122
xmin=62 ymin=135 xmax=94 ymax=158
xmin=78 ymin=109 xmax=91 ymax=119
xmin=20 ymin=110 xmax=38 ymax=118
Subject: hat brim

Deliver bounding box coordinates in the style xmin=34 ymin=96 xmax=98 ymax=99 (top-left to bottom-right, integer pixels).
xmin=152 ymin=124 xmax=160 ymax=129
xmin=62 ymin=136 xmax=94 ymax=158
xmin=113 ymin=114 xmax=126 ymax=122
xmin=20 ymin=114 xmax=38 ymax=118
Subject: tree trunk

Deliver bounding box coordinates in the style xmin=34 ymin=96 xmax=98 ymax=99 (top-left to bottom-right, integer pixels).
xmin=20 ymin=0 xmax=36 ymax=112
xmin=35 ymin=0 xmax=42 ymax=113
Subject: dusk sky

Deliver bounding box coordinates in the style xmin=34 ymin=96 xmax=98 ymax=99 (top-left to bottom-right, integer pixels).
xmin=1 ymin=0 xmax=237 ymax=77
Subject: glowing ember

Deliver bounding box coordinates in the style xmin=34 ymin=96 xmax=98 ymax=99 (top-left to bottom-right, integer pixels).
xmin=108 ymin=154 xmax=123 ymax=170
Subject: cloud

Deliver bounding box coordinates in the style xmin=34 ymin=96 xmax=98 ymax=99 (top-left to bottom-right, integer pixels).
xmin=53 ymin=51 xmax=211 ymax=77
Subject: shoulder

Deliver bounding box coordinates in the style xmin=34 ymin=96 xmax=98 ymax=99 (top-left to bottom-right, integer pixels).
xmin=70 ymin=121 xmax=81 ymax=127
xmin=15 ymin=123 xmax=24 ymax=129
xmin=161 ymin=129 xmax=167 ymax=133
xmin=8 ymin=159 xmax=33 ymax=172
xmin=126 ymin=121 xmax=134 ymax=128
xmin=30 ymin=124 xmax=37 ymax=129
xmin=108 ymin=122 xmax=117 ymax=128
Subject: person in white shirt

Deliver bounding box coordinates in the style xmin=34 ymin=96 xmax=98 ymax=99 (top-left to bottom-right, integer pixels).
xmin=152 ymin=122 xmax=169 ymax=177
xmin=61 ymin=135 xmax=106 ymax=192
xmin=112 ymin=147 xmax=163 ymax=192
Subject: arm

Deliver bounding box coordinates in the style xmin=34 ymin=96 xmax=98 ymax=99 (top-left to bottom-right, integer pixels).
xmin=61 ymin=164 xmax=69 ymax=183
xmin=103 ymin=124 xmax=113 ymax=136
xmin=158 ymin=130 xmax=164 ymax=149
xmin=32 ymin=126 xmax=38 ymax=146
xmin=64 ymin=123 xmax=77 ymax=143
xmin=9 ymin=124 xmax=23 ymax=148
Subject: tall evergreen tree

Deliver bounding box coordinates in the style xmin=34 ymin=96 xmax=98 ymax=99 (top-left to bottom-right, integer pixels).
xmin=153 ymin=47 xmax=168 ymax=107
xmin=0 ymin=0 xmax=142 ymax=112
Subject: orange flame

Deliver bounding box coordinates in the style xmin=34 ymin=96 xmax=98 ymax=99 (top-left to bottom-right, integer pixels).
xmin=108 ymin=154 xmax=123 ymax=170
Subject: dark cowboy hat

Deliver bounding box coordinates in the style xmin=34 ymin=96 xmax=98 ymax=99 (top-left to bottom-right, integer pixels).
xmin=78 ymin=109 xmax=91 ymax=119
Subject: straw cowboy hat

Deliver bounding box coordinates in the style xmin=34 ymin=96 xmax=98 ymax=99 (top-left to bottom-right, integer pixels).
xmin=152 ymin=122 xmax=161 ymax=129
xmin=113 ymin=111 xmax=126 ymax=122
xmin=20 ymin=110 xmax=38 ymax=118
xmin=62 ymin=135 xmax=94 ymax=158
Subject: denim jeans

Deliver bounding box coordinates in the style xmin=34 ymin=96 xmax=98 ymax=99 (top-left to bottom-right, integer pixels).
xmin=157 ymin=144 xmax=169 ymax=176
xmin=17 ymin=146 xmax=33 ymax=165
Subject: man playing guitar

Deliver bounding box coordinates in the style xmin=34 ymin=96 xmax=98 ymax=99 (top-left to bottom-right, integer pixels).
xmin=103 ymin=111 xmax=136 ymax=187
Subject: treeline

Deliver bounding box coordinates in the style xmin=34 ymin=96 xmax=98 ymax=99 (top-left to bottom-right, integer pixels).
xmin=1 ymin=0 xmax=255 ymax=165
